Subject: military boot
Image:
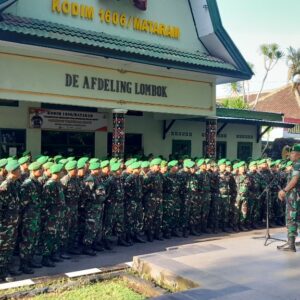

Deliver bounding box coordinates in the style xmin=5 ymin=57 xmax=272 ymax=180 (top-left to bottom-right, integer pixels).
xmin=60 ymin=248 xmax=71 ymax=260
xmin=277 ymin=237 xmax=296 ymax=252
xmin=50 ymin=252 xmax=63 ymax=262
xmin=82 ymin=246 xmax=97 ymax=256
xmin=103 ymin=239 xmax=113 ymax=250
xmin=134 ymin=234 xmax=146 ymax=243
xmin=147 ymin=231 xmax=154 ymax=242
xmin=182 ymin=228 xmax=189 ymax=238
xmin=19 ymin=259 xmax=34 ymax=275
xmin=172 ymin=229 xmax=182 ymax=238
xmin=8 ymin=266 xmax=22 ymax=276
xmin=68 ymin=247 xmax=82 ymax=255
xmin=118 ymin=237 xmax=130 ymax=247
xmin=155 ymin=232 xmax=164 ymax=241
xmin=41 ymin=256 xmax=56 ymax=268
xmin=92 ymin=243 xmax=104 ymax=252
xmin=0 ymin=268 xmax=14 ymax=283
xmin=29 ymin=256 xmax=42 ymax=269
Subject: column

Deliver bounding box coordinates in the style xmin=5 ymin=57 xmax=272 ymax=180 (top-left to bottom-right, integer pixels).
xmin=112 ymin=109 xmax=127 ymax=158
xmin=205 ymin=117 xmax=217 ymax=159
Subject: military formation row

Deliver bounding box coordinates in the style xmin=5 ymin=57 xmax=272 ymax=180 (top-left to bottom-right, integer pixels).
xmin=0 ymin=153 xmax=291 ymax=282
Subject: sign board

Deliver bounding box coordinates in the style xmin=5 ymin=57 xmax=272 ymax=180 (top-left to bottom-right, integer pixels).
xmin=29 ymin=108 xmax=108 ymax=132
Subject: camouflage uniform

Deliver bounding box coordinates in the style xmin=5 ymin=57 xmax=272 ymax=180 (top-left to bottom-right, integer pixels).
xmin=61 ymin=174 xmax=80 ymax=249
xmin=189 ymin=172 xmax=202 ymax=233
xmin=40 ymin=179 xmax=65 ymax=257
xmin=0 ymin=178 xmax=20 ymax=278
xmin=143 ymin=171 xmax=163 ymax=238
xmin=208 ymin=170 xmax=221 ymax=232
xmin=19 ymin=176 xmax=42 ymax=262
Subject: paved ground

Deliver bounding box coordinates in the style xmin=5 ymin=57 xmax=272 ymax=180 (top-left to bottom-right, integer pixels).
xmin=133 ymin=229 xmax=300 ymax=300
xmin=13 ymin=228 xmax=280 ymax=281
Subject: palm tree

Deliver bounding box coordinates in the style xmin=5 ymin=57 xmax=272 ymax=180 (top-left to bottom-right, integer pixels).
xmin=253 ymin=43 xmax=284 ymax=108
xmin=286 ymin=46 xmax=300 ymax=92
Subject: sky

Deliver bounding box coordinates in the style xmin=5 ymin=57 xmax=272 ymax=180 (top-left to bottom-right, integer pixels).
xmin=216 ymin=0 xmax=300 ymax=98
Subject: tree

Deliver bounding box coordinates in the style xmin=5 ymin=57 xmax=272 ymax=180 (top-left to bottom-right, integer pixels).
xmin=286 ymin=46 xmax=300 ymax=92
xmin=253 ymin=43 xmax=284 ymax=108
xmin=221 ymin=97 xmax=249 ymax=109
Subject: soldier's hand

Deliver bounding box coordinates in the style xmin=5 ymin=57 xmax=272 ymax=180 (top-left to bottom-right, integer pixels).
xmin=278 ymin=190 xmax=286 ymax=201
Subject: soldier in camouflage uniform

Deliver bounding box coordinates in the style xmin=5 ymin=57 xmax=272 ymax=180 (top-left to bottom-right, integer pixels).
xmin=278 ymin=145 xmax=300 ymax=252
xmin=19 ymin=162 xmax=43 ymax=274
xmin=82 ymin=162 xmax=106 ymax=256
xmin=40 ymin=164 xmax=66 ymax=267
xmin=143 ymin=158 xmax=163 ymax=242
xmin=0 ymin=159 xmax=7 ymax=184
xmin=218 ymin=159 xmax=236 ymax=232
xmin=0 ymin=160 xmax=21 ymax=282
xmin=124 ymin=162 xmax=145 ymax=244
xmin=61 ymin=161 xmax=81 ymax=255
xmin=18 ymin=156 xmax=30 ymax=183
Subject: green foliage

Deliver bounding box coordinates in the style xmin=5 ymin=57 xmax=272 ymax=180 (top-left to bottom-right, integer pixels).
xmin=221 ymin=97 xmax=249 ymax=109
xmin=287 ymin=46 xmax=300 ymax=81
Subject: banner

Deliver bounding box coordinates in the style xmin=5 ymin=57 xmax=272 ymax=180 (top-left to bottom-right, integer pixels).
xmin=29 ymin=108 xmax=108 ymax=132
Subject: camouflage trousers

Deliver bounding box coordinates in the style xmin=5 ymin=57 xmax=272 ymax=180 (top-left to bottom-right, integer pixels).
xmin=208 ymin=193 xmax=220 ymax=230
xmin=19 ymin=211 xmax=40 ymax=260
xmin=162 ymin=197 xmax=175 ymax=234
xmin=228 ymin=195 xmax=238 ymax=228
xmin=135 ymin=201 xmax=144 ymax=235
xmin=236 ymin=198 xmax=248 ymax=226
xmin=125 ymin=198 xmax=144 ymax=237
xmin=0 ymin=215 xmax=19 ymax=269
xmin=112 ymin=202 xmax=125 ymax=238
xmin=200 ymin=192 xmax=211 ymax=231
xmin=189 ymin=194 xmax=202 ymax=228
xmin=180 ymin=195 xmax=191 ymax=231
xmin=144 ymin=195 xmax=163 ymax=235
xmin=62 ymin=202 xmax=78 ymax=249
xmin=83 ymin=202 xmax=103 ymax=246
xmin=219 ymin=195 xmax=230 ymax=229
xmin=286 ymin=191 xmax=300 ymax=238
xmin=171 ymin=196 xmax=182 ymax=231
xmin=103 ymin=200 xmax=116 ymax=239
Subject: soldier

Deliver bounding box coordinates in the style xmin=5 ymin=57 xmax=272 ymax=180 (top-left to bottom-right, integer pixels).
xmin=278 ymin=145 xmax=300 ymax=252
xmin=61 ymin=161 xmax=81 ymax=255
xmin=0 ymin=160 xmax=21 ymax=282
xmin=143 ymin=158 xmax=163 ymax=242
xmin=82 ymin=162 xmax=106 ymax=256
xmin=140 ymin=161 xmax=150 ymax=177
xmin=124 ymin=162 xmax=146 ymax=244
xmin=218 ymin=159 xmax=236 ymax=233
xmin=0 ymin=159 xmax=7 ymax=184
xmin=39 ymin=162 xmax=53 ymax=186
xmin=40 ymin=164 xmax=66 ymax=267
xmin=18 ymin=156 xmax=30 ymax=182
xmin=19 ymin=162 xmax=43 ymax=274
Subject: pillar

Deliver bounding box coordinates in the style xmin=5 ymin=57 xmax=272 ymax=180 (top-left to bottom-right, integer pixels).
xmin=112 ymin=109 xmax=127 ymax=158
xmin=205 ymin=117 xmax=217 ymax=159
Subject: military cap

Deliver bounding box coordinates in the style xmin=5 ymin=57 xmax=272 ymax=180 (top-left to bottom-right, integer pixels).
xmin=37 ymin=156 xmax=49 ymax=165
xmin=78 ymin=157 xmax=89 ymax=165
xmin=258 ymin=159 xmax=267 ymax=165
xmin=238 ymin=161 xmax=246 ymax=167
xmin=150 ymin=158 xmax=162 ymax=167
xmin=141 ymin=161 xmax=150 ymax=168
xmin=0 ymin=158 xmax=7 ymax=168
xmin=5 ymin=160 xmax=20 ymax=172
xmin=111 ymin=162 xmax=121 ymax=172
xmin=129 ymin=162 xmax=139 ymax=170
xmin=160 ymin=160 xmax=168 ymax=167
xmin=184 ymin=160 xmax=195 ymax=168
xmin=197 ymin=158 xmax=205 ymax=166
xmin=275 ymin=159 xmax=281 ymax=165
xmin=67 ymin=157 xmax=76 ymax=162
xmin=7 ymin=157 xmax=14 ymax=162
xmin=218 ymin=159 xmax=227 ymax=166
xmin=291 ymin=144 xmax=300 ymax=152
xmin=89 ymin=158 xmax=99 ymax=164
xmin=54 ymin=155 xmax=63 ymax=163
xmin=110 ymin=158 xmax=118 ymax=165
xmin=18 ymin=156 xmax=30 ymax=165
xmin=205 ymin=158 xmax=211 ymax=164
xmin=270 ymin=161 xmax=277 ymax=167
xmin=225 ymin=161 xmax=232 ymax=166
xmin=59 ymin=158 xmax=68 ymax=165
xmin=286 ymin=161 xmax=293 ymax=167
xmin=65 ymin=160 xmax=77 ymax=171
xmin=125 ymin=159 xmax=136 ymax=167
xmin=48 ymin=158 xmax=54 ymax=162
xmin=100 ymin=160 xmax=110 ymax=168
xmin=89 ymin=162 xmax=100 ymax=170
xmin=77 ymin=160 xmax=86 ymax=169
xmin=233 ymin=163 xmax=239 ymax=170
xmin=28 ymin=162 xmax=42 ymax=171
xmin=22 ymin=150 xmax=31 ymax=157
xmin=50 ymin=163 xmax=63 ymax=174
xmin=168 ymin=160 xmax=178 ymax=168
xmin=249 ymin=161 xmax=257 ymax=168
xmin=43 ymin=162 xmax=54 ymax=170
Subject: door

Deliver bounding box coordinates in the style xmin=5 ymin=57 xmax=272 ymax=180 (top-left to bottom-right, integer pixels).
xmin=216 ymin=142 xmax=227 ymax=159
xmin=172 ymin=140 xmax=191 ymax=157
xmin=237 ymin=142 xmax=253 ymax=161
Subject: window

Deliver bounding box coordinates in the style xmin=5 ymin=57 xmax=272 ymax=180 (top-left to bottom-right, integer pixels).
xmin=172 ymin=140 xmax=191 ymax=158
xmin=42 ymin=131 xmax=95 ymax=157
xmin=0 ymin=129 xmax=26 ymax=157
xmin=216 ymin=142 xmax=227 ymax=159
xmin=0 ymin=99 xmax=19 ymax=107
xmin=237 ymin=142 xmax=253 ymax=161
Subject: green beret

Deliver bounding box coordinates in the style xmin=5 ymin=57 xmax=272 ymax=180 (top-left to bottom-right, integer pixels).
xmin=110 ymin=158 xmax=118 ymax=165
xmin=239 ymin=161 xmax=246 ymax=167
xmin=110 ymin=162 xmax=121 ymax=172
xmin=225 ymin=161 xmax=232 ymax=166
xmin=77 ymin=160 xmax=86 ymax=169
xmin=67 ymin=157 xmax=76 ymax=162
xmin=160 ymin=160 xmax=168 ymax=167
xmin=269 ymin=161 xmax=277 ymax=167
xmin=275 ymin=159 xmax=281 ymax=165
xmin=197 ymin=159 xmax=205 ymax=166
xmin=28 ymin=162 xmax=42 ymax=171
xmin=59 ymin=158 xmax=68 ymax=165
xmin=249 ymin=161 xmax=257 ymax=168
xmin=0 ymin=159 xmax=7 ymax=168
xmin=50 ymin=164 xmax=64 ymax=174
xmin=65 ymin=160 xmax=77 ymax=171
xmin=205 ymin=159 xmax=211 ymax=164
xmin=184 ymin=160 xmax=195 ymax=168
xmin=141 ymin=161 xmax=150 ymax=168
xmin=150 ymin=158 xmax=162 ymax=167
xmin=131 ymin=162 xmax=141 ymax=170
xmin=291 ymin=144 xmax=300 ymax=152
xmin=258 ymin=159 xmax=267 ymax=165
xmin=286 ymin=161 xmax=293 ymax=167
xmin=89 ymin=162 xmax=100 ymax=170
xmin=100 ymin=160 xmax=110 ymax=168
xmin=43 ymin=162 xmax=54 ymax=170
xmin=5 ymin=160 xmax=20 ymax=172
xmin=125 ymin=159 xmax=136 ymax=167
xmin=22 ymin=150 xmax=31 ymax=157
xmin=168 ymin=160 xmax=178 ymax=168
xmin=89 ymin=158 xmax=99 ymax=164
xmin=218 ymin=159 xmax=227 ymax=166
xmin=78 ymin=157 xmax=89 ymax=165
xmin=48 ymin=158 xmax=54 ymax=162
xmin=18 ymin=156 xmax=30 ymax=165
xmin=233 ymin=163 xmax=239 ymax=170
xmin=54 ymin=155 xmax=63 ymax=163
xmin=37 ymin=156 xmax=49 ymax=165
